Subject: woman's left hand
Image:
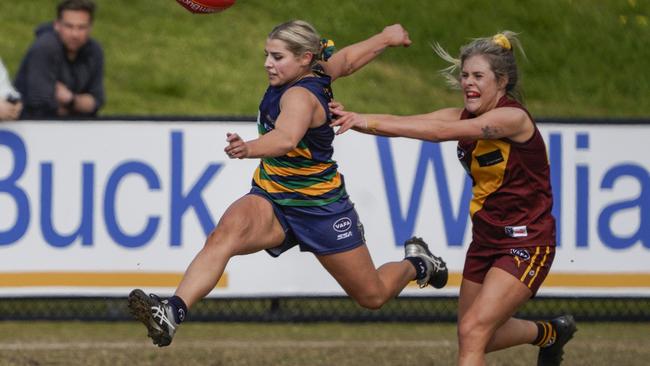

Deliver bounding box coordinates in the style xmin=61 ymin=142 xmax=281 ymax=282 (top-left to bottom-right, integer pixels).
xmin=224 ymin=132 xmax=249 ymax=159
xmin=382 ymin=24 xmax=412 ymax=48
xmin=328 ymin=100 xmax=345 ymax=117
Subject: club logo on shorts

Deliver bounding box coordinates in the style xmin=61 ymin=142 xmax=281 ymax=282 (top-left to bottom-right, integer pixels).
xmin=333 ymin=217 xmax=352 ymax=233
xmin=510 ymin=248 xmax=531 ymax=261
xmin=529 ymin=269 xmax=536 ymax=277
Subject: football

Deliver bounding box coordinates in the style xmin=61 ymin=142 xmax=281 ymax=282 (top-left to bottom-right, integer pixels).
xmin=175 ymin=0 xmax=236 ymax=14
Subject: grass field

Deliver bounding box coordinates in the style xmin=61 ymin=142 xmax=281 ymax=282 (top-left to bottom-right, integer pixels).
xmin=1 ymin=0 xmax=649 ymax=117
xmin=0 ymin=321 xmax=649 ymax=365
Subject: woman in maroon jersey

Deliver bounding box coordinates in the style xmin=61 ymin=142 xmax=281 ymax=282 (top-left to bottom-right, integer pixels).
xmin=331 ymin=31 xmax=576 ymax=366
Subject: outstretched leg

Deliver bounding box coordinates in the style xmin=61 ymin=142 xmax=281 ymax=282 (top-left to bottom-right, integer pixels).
xmin=317 ymin=244 xmax=414 ymax=309
xmin=128 ymin=194 xmax=286 ymax=346
xmin=174 ymin=194 xmax=286 ymax=307
xmin=317 ymin=237 xmax=447 ymax=310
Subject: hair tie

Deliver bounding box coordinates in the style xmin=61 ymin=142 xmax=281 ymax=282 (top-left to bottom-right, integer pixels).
xmin=319 ymin=38 xmax=336 ymax=61
xmin=492 ymin=33 xmax=511 ymax=50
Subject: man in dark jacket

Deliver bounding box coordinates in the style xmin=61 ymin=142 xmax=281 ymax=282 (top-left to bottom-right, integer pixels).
xmin=15 ymin=0 xmax=104 ymax=119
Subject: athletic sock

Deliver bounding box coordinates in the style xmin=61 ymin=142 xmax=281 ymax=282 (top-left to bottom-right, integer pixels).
xmin=405 ymin=256 xmax=428 ymax=281
xmin=532 ymin=320 xmax=557 ymax=347
xmin=167 ymin=295 xmax=188 ymax=324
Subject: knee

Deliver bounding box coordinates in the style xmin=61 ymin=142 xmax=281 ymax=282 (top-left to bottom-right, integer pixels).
xmin=203 ymin=224 xmax=239 ymax=255
xmin=458 ymin=316 xmax=490 ymax=349
xmin=204 ymin=229 xmax=222 ymax=247
xmin=353 ymin=290 xmax=386 ymax=310
xmin=214 ymin=211 xmax=250 ymax=237
xmin=356 ymin=296 xmax=384 ymax=310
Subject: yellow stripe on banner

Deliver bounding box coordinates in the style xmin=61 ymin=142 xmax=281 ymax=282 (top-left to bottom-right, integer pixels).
xmin=0 ymin=272 xmax=228 ymax=288
xmin=408 ymin=272 xmax=650 ymax=288
xmin=408 ymin=272 xmax=464 ymax=288
xmin=544 ymin=273 xmax=650 ymax=287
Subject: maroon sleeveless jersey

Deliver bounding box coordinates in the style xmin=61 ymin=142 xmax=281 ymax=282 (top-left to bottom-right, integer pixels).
xmin=457 ymin=96 xmax=556 ymax=248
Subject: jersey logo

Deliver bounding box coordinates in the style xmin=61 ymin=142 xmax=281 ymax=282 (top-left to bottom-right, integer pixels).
xmin=476 ymin=149 xmax=504 ymax=167
xmin=505 ymin=226 xmax=528 ymax=238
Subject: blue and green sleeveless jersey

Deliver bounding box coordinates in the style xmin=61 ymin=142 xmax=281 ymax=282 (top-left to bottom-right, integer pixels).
xmin=252 ymin=67 xmax=347 ymax=206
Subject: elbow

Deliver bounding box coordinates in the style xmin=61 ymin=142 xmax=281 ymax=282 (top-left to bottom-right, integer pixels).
xmin=417 ymin=129 xmax=442 ymax=142
xmin=428 ymin=131 xmax=447 ymax=142
xmin=427 ymin=125 xmax=454 ymax=142
xmin=341 ymin=62 xmax=355 ymax=77
xmin=338 ymin=54 xmax=356 ymax=78
xmin=276 ymin=140 xmax=297 ymax=156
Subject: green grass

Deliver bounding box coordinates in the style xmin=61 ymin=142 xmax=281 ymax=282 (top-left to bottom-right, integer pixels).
xmin=1 ymin=0 xmax=649 ymax=118
xmin=0 ymin=321 xmax=648 ymax=365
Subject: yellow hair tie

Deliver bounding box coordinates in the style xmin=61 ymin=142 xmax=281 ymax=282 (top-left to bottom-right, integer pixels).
xmin=319 ymin=38 xmax=336 ymax=61
xmin=492 ymin=33 xmax=511 ymax=50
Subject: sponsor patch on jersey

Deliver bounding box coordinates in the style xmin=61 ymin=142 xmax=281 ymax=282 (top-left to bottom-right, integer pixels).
xmin=510 ymin=248 xmax=531 ymax=261
xmin=333 ymin=217 xmax=352 ymax=233
xmin=476 ymin=149 xmax=504 ymax=167
xmin=505 ymin=225 xmax=528 ymax=238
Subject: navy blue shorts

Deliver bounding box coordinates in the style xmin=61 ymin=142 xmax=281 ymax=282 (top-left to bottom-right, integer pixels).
xmin=248 ymin=187 xmax=366 ymax=257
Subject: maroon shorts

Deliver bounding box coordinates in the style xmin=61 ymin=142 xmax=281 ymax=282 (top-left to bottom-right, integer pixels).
xmin=462 ymin=241 xmax=555 ymax=296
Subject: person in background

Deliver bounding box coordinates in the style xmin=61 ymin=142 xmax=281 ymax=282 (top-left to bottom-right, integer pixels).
xmin=14 ymin=0 xmax=104 ymax=119
xmin=128 ymin=21 xmax=448 ymax=348
xmin=330 ymin=31 xmax=576 ymax=366
xmin=0 ymin=58 xmax=22 ymax=121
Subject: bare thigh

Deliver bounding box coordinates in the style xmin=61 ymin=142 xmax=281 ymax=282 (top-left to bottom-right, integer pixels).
xmin=460 ymin=267 xmax=532 ymax=329
xmin=316 ymin=244 xmax=413 ymax=310
xmin=316 ymin=244 xmax=380 ymax=296
xmin=209 ymin=194 xmax=286 ymax=255
xmin=458 ymin=277 xmax=482 ymax=323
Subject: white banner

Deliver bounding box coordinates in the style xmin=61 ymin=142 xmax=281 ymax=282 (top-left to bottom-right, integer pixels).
xmin=0 ymin=121 xmax=648 ymax=296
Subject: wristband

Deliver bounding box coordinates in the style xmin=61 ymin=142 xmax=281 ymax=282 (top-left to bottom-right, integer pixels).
xmin=367 ymin=120 xmax=378 ymax=134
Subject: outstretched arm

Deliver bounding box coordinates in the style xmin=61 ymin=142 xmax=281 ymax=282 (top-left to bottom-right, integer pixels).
xmin=321 ymin=24 xmax=411 ymax=81
xmin=330 ymin=107 xmax=533 ymax=142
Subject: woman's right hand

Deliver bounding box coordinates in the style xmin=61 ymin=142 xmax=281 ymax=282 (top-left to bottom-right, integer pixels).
xmin=224 ymin=132 xmax=249 ymax=159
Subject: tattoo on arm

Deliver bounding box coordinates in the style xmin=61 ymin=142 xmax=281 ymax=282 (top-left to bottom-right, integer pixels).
xmin=481 ymin=125 xmax=500 ymax=139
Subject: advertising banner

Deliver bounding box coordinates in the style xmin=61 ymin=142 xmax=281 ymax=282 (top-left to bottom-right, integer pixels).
xmin=1 ymin=121 xmax=648 ymax=296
